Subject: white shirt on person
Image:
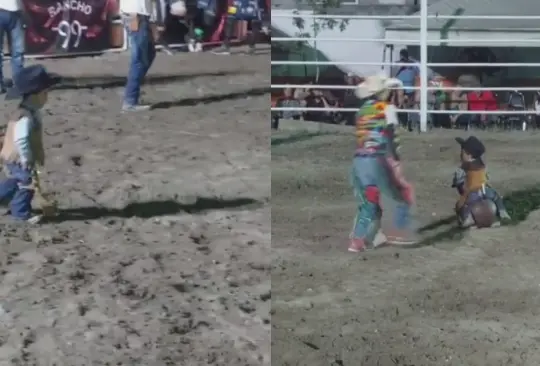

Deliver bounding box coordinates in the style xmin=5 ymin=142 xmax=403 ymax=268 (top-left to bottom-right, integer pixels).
xmin=120 ymin=0 xmax=152 ymax=16
xmin=0 ymin=0 xmax=22 ymax=11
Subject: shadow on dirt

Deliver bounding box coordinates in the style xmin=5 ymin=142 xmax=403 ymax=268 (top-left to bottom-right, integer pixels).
xmin=244 ymin=48 xmax=270 ymax=56
xmin=415 ymin=186 xmax=540 ymax=247
xmin=415 ymin=217 xmax=463 ymax=248
xmin=53 ymin=70 xmax=249 ymax=90
xmin=271 ymin=132 xmax=335 ymax=147
xmin=44 ymin=197 xmax=262 ymax=222
xmin=151 ymin=86 xmax=270 ymax=109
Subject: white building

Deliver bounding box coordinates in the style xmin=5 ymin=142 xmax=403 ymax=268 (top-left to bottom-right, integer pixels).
xmin=272 ymin=0 xmax=540 ymax=87
xmin=271 ymin=0 xmax=418 ymax=77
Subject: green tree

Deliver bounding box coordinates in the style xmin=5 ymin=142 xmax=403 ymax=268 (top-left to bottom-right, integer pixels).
xmin=291 ymin=0 xmax=349 ymax=81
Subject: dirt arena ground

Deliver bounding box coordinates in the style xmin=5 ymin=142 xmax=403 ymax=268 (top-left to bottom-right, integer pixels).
xmin=272 ymin=125 xmax=540 ymax=366
xmin=0 ymin=46 xmax=270 ymax=365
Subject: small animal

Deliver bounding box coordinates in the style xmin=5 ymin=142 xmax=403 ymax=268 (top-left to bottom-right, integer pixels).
xmin=470 ymin=199 xmax=497 ymax=228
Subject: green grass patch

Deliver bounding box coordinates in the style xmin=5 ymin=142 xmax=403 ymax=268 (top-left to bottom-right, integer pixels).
xmin=504 ymin=186 xmax=540 ymax=224
xmin=415 ymin=185 xmax=540 ymax=247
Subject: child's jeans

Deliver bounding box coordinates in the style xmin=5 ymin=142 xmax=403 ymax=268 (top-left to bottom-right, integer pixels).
xmin=0 ymin=163 xmax=34 ymax=220
xmin=455 ymin=184 xmax=508 ymax=221
xmin=351 ymin=155 xmax=412 ymax=244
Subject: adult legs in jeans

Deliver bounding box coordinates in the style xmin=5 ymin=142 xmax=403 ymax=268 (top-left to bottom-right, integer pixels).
xmin=0 ymin=10 xmax=24 ymax=92
xmin=213 ymin=17 xmax=261 ymax=55
xmin=0 ymin=164 xmax=35 ymax=221
xmin=455 ymin=114 xmax=470 ymax=130
xmin=468 ymin=114 xmax=482 ymax=129
xmin=212 ymin=16 xmax=236 ymax=55
xmin=349 ymin=156 xmax=415 ymax=252
xmin=123 ymin=16 xmax=156 ymax=111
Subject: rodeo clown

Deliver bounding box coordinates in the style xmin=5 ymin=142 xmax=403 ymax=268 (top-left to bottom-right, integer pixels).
xmin=452 ymin=136 xmax=511 ymax=228
xmin=0 ymin=65 xmax=60 ymax=224
xmin=349 ymin=74 xmax=417 ymax=253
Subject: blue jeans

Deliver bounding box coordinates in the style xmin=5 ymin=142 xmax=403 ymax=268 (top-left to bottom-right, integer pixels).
xmin=0 ymin=164 xmax=34 ymax=220
xmin=456 ymin=185 xmax=506 ymax=221
xmin=351 ymin=156 xmax=412 ymax=243
xmin=123 ymin=15 xmax=156 ymax=106
xmin=0 ymin=10 xmax=24 ymax=90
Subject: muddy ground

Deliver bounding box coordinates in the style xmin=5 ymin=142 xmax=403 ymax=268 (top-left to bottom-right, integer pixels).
xmin=272 ymin=127 xmax=540 ymax=366
xmin=0 ymin=45 xmax=270 ymax=366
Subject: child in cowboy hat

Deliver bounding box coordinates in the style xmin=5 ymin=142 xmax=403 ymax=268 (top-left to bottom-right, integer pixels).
xmin=452 ymin=135 xmax=511 ymax=227
xmin=349 ymin=73 xmax=417 ymax=252
xmin=0 ymin=64 xmax=60 ymax=224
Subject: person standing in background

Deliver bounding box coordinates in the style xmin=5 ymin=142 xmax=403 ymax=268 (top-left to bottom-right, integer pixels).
xmin=395 ymin=49 xmax=419 ymax=127
xmin=395 ymin=49 xmax=419 ymax=104
xmin=343 ymin=73 xmax=359 ymax=126
xmin=120 ymin=0 xmax=156 ymax=112
xmin=0 ymin=0 xmax=24 ymax=93
xmin=210 ymin=0 xmax=264 ymax=55
xmin=534 ymin=92 xmax=540 ymax=128
xmin=153 ymin=0 xmax=174 ymax=55
xmin=155 ymin=0 xmax=190 ymax=54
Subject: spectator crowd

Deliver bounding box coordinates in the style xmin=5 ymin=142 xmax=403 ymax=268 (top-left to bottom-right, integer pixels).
xmin=272 ymin=49 xmax=540 ymax=131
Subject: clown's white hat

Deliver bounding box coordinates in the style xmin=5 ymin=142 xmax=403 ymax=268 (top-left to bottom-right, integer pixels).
xmin=355 ymin=74 xmax=403 ymax=99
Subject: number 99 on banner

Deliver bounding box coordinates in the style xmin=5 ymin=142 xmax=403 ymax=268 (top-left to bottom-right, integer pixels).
xmin=52 ymin=20 xmax=88 ymax=50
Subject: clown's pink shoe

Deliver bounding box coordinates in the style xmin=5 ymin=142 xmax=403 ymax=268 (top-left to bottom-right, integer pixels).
xmin=348 ymin=238 xmax=367 ymax=253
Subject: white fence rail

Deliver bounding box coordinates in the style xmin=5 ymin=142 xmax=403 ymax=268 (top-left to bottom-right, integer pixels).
xmin=273 ymin=37 xmax=540 ymax=45
xmin=273 ymin=61 xmax=540 ymax=67
xmin=271 ymin=14 xmax=540 ymax=20
xmin=271 ymin=6 xmax=540 ymax=132
xmin=273 ymin=108 xmax=536 ymax=115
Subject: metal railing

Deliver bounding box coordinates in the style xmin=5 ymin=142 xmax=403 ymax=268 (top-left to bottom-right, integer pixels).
xmin=272 ymin=37 xmax=540 ymax=45
xmin=271 ymin=6 xmax=540 ymax=132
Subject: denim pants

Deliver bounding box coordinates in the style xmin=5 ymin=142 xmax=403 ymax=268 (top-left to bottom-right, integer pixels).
xmin=222 ymin=16 xmax=261 ymax=49
xmin=0 ymin=164 xmax=34 ymax=220
xmin=351 ymin=156 xmax=412 ymax=243
xmin=456 ymin=185 xmax=505 ymax=222
xmin=0 ymin=10 xmax=24 ymax=90
xmin=123 ymin=15 xmax=156 ymax=106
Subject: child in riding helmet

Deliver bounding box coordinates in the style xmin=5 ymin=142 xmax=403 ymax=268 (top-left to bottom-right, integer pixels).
xmin=452 ymin=135 xmax=511 ymax=227
xmin=0 ymin=65 xmax=60 ymax=224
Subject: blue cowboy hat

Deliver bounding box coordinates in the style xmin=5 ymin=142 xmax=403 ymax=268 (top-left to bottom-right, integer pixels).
xmin=6 ymin=64 xmax=61 ymax=100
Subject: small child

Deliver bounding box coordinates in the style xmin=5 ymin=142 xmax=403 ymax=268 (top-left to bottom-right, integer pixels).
xmin=0 ymin=65 xmax=60 ymax=224
xmin=452 ymin=136 xmax=511 ymax=228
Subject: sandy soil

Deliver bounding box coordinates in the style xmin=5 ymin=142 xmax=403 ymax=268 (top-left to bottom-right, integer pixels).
xmin=272 ymin=127 xmax=540 ymax=366
xmin=0 ymin=46 xmax=270 ymax=366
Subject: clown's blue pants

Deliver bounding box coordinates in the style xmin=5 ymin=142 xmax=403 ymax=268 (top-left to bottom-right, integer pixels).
xmin=351 ymin=156 xmax=412 ymax=243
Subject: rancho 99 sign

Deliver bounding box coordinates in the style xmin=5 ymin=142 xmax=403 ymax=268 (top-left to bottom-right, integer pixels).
xmin=23 ymin=0 xmax=120 ymax=55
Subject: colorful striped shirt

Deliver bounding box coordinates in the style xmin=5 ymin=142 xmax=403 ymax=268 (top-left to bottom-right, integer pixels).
xmin=355 ymin=100 xmax=400 ymax=158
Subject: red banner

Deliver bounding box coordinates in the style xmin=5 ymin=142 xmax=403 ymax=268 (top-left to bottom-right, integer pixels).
xmin=23 ymin=0 xmax=120 ymax=55
xmin=18 ymin=0 xmax=246 ymax=56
